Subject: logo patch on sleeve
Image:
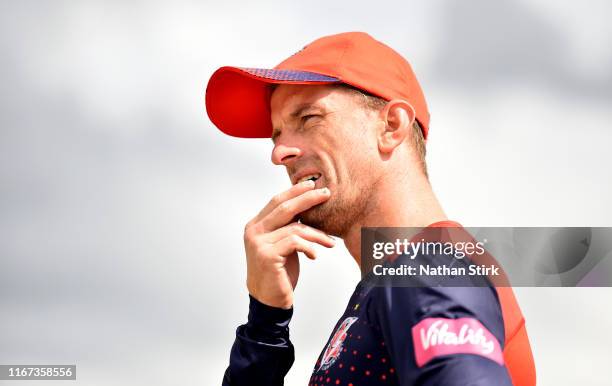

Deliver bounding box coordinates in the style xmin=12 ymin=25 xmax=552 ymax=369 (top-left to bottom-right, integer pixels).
xmin=411 ymin=317 xmax=504 ymax=367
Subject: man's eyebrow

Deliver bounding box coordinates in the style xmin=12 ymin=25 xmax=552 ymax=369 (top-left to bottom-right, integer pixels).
xmin=271 ymin=103 xmax=326 ymax=142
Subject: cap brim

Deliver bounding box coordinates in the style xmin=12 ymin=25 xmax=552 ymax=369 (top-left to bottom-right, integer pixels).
xmin=205 ymin=66 xmax=340 ymax=138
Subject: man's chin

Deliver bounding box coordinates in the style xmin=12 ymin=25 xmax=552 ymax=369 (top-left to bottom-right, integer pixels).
xmin=298 ymin=204 xmax=344 ymax=237
xmin=298 ymin=206 xmax=329 ymax=231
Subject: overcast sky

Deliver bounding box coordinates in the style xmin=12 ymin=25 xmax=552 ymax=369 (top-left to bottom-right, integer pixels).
xmin=1 ymin=1 xmax=611 ymax=385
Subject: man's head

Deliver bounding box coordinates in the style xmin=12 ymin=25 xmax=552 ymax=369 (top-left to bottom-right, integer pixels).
xmin=205 ymin=32 xmax=431 ymax=236
xmin=269 ymin=83 xmax=427 ymax=236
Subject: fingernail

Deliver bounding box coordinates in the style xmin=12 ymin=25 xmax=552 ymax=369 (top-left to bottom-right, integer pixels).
xmin=303 ymin=179 xmax=315 ymax=187
xmin=322 ymin=187 xmax=330 ymax=195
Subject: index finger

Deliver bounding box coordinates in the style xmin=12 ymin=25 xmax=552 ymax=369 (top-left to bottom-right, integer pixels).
xmin=260 ymin=187 xmax=330 ymax=231
xmin=254 ymin=179 xmax=316 ymax=222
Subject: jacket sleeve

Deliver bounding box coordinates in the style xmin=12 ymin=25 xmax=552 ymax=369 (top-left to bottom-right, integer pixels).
xmin=371 ymin=285 xmax=513 ymax=386
xmin=222 ymin=295 xmax=295 ymax=386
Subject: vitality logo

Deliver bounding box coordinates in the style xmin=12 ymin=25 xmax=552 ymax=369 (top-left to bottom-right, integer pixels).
xmin=412 ymin=317 xmax=504 ymax=367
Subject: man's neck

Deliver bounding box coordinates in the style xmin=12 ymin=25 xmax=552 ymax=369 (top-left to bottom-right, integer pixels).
xmin=342 ymin=173 xmax=447 ymax=265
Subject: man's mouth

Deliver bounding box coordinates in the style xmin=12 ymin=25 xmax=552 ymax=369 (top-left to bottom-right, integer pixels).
xmin=296 ymin=173 xmax=321 ymax=184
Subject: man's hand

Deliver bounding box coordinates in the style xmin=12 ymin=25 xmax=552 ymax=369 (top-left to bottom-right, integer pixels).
xmin=244 ymin=180 xmax=335 ymax=309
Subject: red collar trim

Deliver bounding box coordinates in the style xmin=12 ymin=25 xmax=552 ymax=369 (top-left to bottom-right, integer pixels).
xmin=426 ymin=220 xmax=463 ymax=228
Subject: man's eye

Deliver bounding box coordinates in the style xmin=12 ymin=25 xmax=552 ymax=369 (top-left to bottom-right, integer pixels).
xmin=300 ymin=115 xmax=321 ymax=129
xmin=301 ymin=114 xmax=319 ymax=123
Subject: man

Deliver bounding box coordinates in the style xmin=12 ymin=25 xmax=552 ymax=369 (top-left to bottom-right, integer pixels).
xmin=206 ymin=32 xmax=536 ymax=385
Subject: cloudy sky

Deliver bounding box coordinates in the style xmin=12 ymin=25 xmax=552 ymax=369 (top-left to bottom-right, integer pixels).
xmin=1 ymin=1 xmax=611 ymax=385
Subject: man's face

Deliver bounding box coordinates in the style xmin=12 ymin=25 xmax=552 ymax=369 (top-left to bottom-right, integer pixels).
xmin=270 ymin=84 xmax=381 ymax=237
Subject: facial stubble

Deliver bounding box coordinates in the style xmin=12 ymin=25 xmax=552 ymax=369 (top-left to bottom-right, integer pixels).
xmin=298 ymin=181 xmax=371 ymax=238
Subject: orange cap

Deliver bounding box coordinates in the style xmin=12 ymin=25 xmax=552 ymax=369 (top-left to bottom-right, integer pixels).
xmin=205 ymin=32 xmax=430 ymax=139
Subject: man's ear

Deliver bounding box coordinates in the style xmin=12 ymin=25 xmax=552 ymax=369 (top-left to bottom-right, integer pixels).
xmin=377 ymin=100 xmax=416 ymax=154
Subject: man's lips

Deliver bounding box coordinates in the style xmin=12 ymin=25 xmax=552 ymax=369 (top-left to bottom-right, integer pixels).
xmin=292 ymin=170 xmax=322 ymax=185
xmin=295 ymin=173 xmax=322 ymax=185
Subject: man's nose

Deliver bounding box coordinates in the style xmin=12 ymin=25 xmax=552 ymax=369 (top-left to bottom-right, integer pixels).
xmin=271 ymin=143 xmax=301 ymax=165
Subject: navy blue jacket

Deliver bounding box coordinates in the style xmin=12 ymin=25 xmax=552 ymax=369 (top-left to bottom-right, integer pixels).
xmin=222 ymin=277 xmax=512 ymax=386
